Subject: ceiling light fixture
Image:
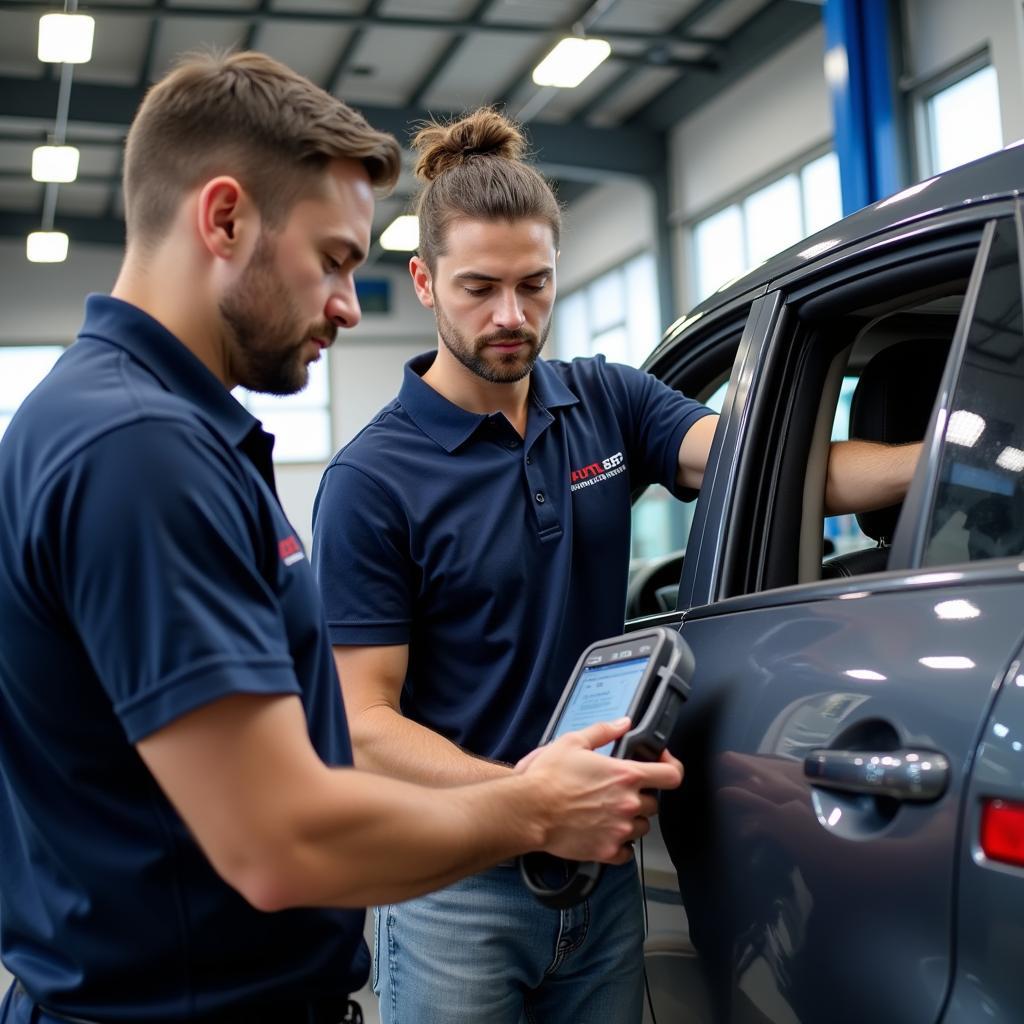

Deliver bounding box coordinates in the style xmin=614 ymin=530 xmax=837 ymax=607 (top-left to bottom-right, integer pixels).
xmin=38 ymin=13 xmax=95 ymax=64
xmin=26 ymin=231 xmax=70 ymax=263
xmin=379 ymin=215 xmax=419 ymax=252
xmin=31 ymin=145 xmax=80 ymax=183
xmin=532 ymin=37 xmax=611 ymax=88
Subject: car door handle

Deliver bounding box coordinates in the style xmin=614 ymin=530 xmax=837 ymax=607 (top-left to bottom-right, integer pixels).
xmin=804 ymin=749 xmax=949 ymax=801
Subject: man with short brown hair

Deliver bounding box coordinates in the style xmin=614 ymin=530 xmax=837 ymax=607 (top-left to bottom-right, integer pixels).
xmin=0 ymin=52 xmax=682 ymax=1024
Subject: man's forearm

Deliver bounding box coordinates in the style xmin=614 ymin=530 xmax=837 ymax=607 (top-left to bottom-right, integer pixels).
xmin=350 ymin=704 xmax=511 ymax=785
xmin=825 ymin=439 xmax=922 ymax=517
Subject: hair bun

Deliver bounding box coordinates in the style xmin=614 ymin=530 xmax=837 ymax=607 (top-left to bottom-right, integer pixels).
xmin=412 ymin=109 xmax=526 ymax=182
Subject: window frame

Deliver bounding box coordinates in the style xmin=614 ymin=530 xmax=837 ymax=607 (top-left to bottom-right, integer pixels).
xmin=680 ymin=211 xmax=1010 ymax=614
xmin=685 ymin=142 xmax=840 ymax=305
xmin=910 ymin=50 xmax=1002 ymax=182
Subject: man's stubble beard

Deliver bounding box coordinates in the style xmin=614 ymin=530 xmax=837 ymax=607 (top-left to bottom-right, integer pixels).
xmin=219 ymin=232 xmax=332 ymax=396
xmin=434 ymin=293 xmax=550 ymax=385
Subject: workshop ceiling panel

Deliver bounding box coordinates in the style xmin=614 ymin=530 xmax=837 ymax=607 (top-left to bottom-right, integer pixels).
xmin=336 ymin=26 xmax=453 ymax=106
xmin=689 ymin=0 xmax=773 ymax=38
xmin=529 ymin=57 xmax=633 ymax=123
xmin=151 ymin=18 xmax=248 ymax=80
xmin=588 ymin=65 xmax=680 ymax=125
xmin=0 ymin=11 xmax=45 ymax=78
xmin=591 ymin=0 xmax=705 ymax=34
xmin=270 ymin=0 xmax=369 ymax=14
xmin=253 ymin=21 xmax=354 ymax=85
xmin=166 ymin=0 xmax=261 ymax=9
xmin=483 ymin=0 xmax=575 ymax=28
xmin=72 ymin=14 xmax=152 ymax=86
xmin=418 ymin=30 xmax=539 ymax=112
xmin=381 ymin=0 xmax=483 ymax=19
xmin=56 ymin=181 xmax=111 ymax=217
xmin=0 ymin=139 xmax=34 ymax=174
xmin=0 ymin=179 xmax=42 ymax=212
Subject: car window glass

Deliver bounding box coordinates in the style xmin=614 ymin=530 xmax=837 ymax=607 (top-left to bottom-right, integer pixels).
xmin=923 ymin=221 xmax=1024 ymax=566
xmin=630 ymin=380 xmax=728 ymax=565
xmin=824 ymin=375 xmax=873 ymax=557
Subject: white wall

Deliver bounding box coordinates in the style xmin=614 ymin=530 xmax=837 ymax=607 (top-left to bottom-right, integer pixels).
xmin=557 ymin=178 xmax=656 ymax=295
xmin=0 ymin=240 xmax=123 ymax=343
xmin=668 ymin=24 xmax=832 ymax=310
xmin=903 ymin=0 xmax=1024 ymax=148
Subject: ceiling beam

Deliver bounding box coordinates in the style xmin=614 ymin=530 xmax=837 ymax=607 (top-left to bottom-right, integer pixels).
xmin=0 ymin=0 xmax=713 ymax=46
xmin=635 ymin=0 xmax=822 ymax=130
xmin=0 ymin=209 xmax=125 ymax=246
xmin=0 ymin=77 xmax=666 ymax=179
xmin=574 ymin=0 xmax=729 ymax=122
xmin=406 ymin=0 xmax=496 ymax=109
xmin=324 ymin=0 xmax=385 ymax=96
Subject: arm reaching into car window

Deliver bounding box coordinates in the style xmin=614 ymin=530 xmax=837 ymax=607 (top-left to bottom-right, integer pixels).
xmin=676 ymin=414 xmax=922 ymax=514
xmin=822 ymin=439 xmax=922 ymax=516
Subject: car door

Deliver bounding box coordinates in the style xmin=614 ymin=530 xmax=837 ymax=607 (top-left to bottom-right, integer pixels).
xmin=651 ymin=210 xmax=1024 ymax=1023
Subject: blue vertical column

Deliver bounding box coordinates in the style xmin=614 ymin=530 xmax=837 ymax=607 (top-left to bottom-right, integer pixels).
xmin=824 ymin=0 xmax=904 ymax=215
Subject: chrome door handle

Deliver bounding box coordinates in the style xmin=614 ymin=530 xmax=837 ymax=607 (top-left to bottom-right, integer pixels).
xmin=803 ymin=749 xmax=949 ymax=801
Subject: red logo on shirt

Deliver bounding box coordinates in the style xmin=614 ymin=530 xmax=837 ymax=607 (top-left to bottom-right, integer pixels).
xmin=278 ymin=535 xmax=305 ymax=566
xmin=570 ymin=452 xmax=626 ymax=493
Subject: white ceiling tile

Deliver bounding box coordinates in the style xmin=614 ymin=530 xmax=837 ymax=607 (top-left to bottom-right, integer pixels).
xmin=253 ymin=22 xmax=355 ymax=86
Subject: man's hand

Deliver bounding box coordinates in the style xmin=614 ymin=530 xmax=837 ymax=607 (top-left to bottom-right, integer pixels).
xmin=516 ymin=718 xmax=683 ymax=865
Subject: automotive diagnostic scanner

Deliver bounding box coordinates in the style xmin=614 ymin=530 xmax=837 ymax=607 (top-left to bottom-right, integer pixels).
xmin=519 ymin=626 xmax=694 ymax=910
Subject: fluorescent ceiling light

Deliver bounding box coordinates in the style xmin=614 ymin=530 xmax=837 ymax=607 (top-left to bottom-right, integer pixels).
xmin=997 ymin=445 xmax=1024 ymax=473
xmin=379 ymin=215 xmax=419 ymax=252
xmin=844 ymin=669 xmax=887 ymax=681
xmin=946 ymin=409 xmax=985 ymax=447
xmin=26 ymin=231 xmax=69 ymax=263
xmin=38 ymin=13 xmax=95 ymax=64
xmin=32 ymin=145 xmax=80 ymax=183
xmin=532 ymin=37 xmax=611 ymax=88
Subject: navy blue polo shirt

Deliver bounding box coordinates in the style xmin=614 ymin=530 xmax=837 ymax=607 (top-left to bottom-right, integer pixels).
xmin=312 ymin=352 xmax=711 ymax=764
xmin=0 ymin=295 xmax=367 ymax=1020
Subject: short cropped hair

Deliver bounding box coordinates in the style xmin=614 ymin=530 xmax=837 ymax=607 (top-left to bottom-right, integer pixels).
xmin=123 ymin=50 xmax=401 ymax=248
xmin=410 ymin=108 xmax=561 ymax=270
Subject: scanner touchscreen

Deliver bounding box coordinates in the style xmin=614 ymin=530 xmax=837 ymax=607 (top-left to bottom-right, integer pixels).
xmin=550 ymin=656 xmax=650 ymax=755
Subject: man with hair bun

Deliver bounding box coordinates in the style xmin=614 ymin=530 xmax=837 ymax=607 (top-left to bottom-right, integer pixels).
xmin=0 ymin=59 xmax=682 ymax=1024
xmin=313 ymin=107 xmax=920 ymax=1022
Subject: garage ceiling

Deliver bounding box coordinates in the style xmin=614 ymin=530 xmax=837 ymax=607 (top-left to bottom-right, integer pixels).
xmin=0 ymin=0 xmax=822 ymax=260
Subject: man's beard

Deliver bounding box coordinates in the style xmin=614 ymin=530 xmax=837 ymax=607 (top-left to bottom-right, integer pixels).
xmin=434 ymin=294 xmax=549 ymax=385
xmin=220 ymin=233 xmax=332 ymax=395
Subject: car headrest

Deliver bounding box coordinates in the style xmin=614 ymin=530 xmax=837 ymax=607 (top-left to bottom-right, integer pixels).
xmin=849 ymin=338 xmax=948 ymax=541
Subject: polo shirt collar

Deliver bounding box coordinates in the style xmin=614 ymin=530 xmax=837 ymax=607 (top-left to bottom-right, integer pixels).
xmin=399 ymin=351 xmax=580 ymax=454
xmin=78 ymin=293 xmax=259 ymax=449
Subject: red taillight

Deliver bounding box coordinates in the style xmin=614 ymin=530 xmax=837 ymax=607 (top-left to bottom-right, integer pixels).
xmin=980 ymin=799 xmax=1024 ymax=866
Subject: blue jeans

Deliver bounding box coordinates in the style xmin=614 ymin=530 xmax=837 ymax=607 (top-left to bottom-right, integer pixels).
xmin=373 ymin=859 xmax=644 ymax=1024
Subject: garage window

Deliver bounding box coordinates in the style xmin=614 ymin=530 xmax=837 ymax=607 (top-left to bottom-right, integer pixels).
xmin=920 ymin=63 xmax=1003 ymax=178
xmin=234 ymin=352 xmax=332 ymax=464
xmin=0 ymin=345 xmax=64 ymax=443
xmin=692 ymin=151 xmax=842 ymax=302
xmin=555 ymin=252 xmax=660 ymax=367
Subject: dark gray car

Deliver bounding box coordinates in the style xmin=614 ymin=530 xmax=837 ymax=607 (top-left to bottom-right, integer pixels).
xmin=632 ymin=143 xmax=1024 ymax=1023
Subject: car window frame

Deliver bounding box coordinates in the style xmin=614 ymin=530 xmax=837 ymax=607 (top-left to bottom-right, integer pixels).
xmin=678 ymin=205 xmax=1016 ymax=616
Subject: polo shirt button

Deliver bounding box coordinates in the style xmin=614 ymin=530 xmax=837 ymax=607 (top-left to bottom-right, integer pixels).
xmin=506 ymin=439 xmax=519 ymax=449
xmin=535 ymin=492 xmax=545 ymax=504
xmin=526 ymin=455 xmax=532 ymax=464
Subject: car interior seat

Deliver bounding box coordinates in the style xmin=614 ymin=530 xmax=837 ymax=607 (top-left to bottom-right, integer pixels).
xmin=821 ymin=337 xmax=949 ymax=579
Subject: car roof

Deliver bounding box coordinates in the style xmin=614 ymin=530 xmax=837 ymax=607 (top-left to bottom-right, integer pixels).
xmin=671 ymin=140 xmax=1024 ymax=331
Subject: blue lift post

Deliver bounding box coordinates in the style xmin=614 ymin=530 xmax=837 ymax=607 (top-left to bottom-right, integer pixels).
xmin=824 ymin=0 xmax=905 ymax=216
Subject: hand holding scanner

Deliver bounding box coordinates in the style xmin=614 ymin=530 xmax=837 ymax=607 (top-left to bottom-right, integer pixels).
xmin=519 ymin=626 xmax=694 ymax=909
